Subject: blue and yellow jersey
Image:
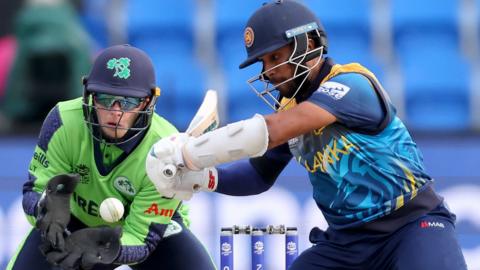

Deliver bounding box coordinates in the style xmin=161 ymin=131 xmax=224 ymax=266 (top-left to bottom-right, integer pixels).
xmin=287 ymin=61 xmax=434 ymax=229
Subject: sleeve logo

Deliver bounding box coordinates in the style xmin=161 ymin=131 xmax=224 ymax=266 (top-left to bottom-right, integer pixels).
xmin=317 ymin=81 xmax=351 ymax=100
xmin=163 ymin=220 xmax=183 ymax=238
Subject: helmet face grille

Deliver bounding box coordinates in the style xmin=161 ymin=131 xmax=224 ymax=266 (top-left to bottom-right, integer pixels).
xmin=82 ymin=92 xmax=156 ymax=145
xmin=81 ymin=44 xmax=159 ymax=145
xmin=246 ymin=40 xmax=324 ymax=112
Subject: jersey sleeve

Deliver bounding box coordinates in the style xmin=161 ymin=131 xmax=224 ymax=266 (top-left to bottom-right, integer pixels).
xmin=115 ymin=179 xmax=181 ymax=264
xmin=23 ymin=105 xmax=72 ymax=225
xmin=307 ymin=73 xmax=386 ymax=132
xmin=216 ymin=143 xmax=292 ymax=195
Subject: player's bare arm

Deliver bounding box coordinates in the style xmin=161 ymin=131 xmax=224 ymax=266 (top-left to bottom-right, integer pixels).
xmin=265 ymin=101 xmax=336 ymax=148
xmin=145 ymin=101 xmax=336 ymax=197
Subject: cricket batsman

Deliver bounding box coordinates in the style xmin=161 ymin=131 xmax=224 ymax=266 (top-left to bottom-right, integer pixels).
xmin=8 ymin=45 xmax=216 ymax=270
xmin=145 ymin=1 xmax=467 ymax=269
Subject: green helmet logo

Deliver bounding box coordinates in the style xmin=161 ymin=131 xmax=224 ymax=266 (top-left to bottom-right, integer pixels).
xmin=107 ymin=57 xmax=131 ymax=79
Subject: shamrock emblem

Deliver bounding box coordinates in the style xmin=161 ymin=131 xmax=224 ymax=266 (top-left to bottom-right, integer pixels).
xmin=107 ymin=57 xmax=131 ymax=79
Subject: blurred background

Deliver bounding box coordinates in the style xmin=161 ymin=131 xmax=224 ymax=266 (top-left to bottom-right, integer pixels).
xmin=0 ymin=0 xmax=479 ymax=269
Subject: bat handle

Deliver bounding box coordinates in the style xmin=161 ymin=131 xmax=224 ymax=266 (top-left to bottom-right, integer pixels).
xmin=162 ymin=164 xmax=177 ymax=179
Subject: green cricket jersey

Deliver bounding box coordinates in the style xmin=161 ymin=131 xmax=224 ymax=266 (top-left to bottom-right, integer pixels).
xmin=23 ymin=97 xmax=183 ymax=264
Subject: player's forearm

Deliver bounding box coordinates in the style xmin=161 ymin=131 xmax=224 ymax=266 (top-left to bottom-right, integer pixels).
xmin=264 ymin=102 xmax=337 ymax=148
xmin=22 ymin=190 xmax=41 ymax=226
xmin=115 ymin=245 xmax=151 ymax=265
xmin=115 ymin=222 xmax=168 ymax=264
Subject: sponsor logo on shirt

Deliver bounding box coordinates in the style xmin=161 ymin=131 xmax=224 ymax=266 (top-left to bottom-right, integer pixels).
xmin=33 ymin=152 xmax=49 ymax=168
xmin=420 ymin=220 xmax=445 ymax=229
xmin=317 ymin=81 xmax=351 ymax=100
xmin=144 ymin=203 xmax=174 ymax=217
xmin=114 ymin=176 xmax=136 ymax=196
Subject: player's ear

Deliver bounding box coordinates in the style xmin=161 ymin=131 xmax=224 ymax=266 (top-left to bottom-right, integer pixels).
xmin=307 ymin=38 xmax=316 ymax=50
xmin=140 ymin=97 xmax=151 ymax=110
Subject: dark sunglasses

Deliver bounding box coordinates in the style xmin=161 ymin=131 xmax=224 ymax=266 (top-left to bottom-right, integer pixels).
xmin=94 ymin=93 xmax=145 ymax=111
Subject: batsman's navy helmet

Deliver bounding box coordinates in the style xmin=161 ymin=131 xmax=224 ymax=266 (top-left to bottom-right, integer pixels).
xmin=239 ymin=0 xmax=328 ymax=69
xmin=83 ymin=44 xmax=158 ymax=98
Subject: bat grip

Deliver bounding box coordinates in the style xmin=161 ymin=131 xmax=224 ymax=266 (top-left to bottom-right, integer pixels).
xmin=162 ymin=164 xmax=177 ymax=179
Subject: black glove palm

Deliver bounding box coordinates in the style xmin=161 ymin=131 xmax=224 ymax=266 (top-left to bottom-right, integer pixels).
xmin=36 ymin=174 xmax=79 ymax=249
xmin=45 ymin=226 xmax=122 ymax=270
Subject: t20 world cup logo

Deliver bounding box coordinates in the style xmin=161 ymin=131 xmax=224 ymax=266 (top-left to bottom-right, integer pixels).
xmin=221 ymin=242 xmax=232 ymax=256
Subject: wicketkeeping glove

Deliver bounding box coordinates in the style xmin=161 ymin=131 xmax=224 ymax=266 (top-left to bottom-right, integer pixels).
xmin=44 ymin=226 xmax=122 ymax=270
xmin=36 ymin=174 xmax=80 ymax=249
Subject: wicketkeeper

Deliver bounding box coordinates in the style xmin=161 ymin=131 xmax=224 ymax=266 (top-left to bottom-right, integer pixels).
xmin=8 ymin=45 xmax=216 ymax=270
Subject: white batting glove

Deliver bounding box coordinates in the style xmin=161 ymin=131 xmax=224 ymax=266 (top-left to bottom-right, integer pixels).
xmin=145 ymin=167 xmax=218 ymax=201
xmin=170 ymin=167 xmax=218 ymax=200
xmin=177 ymin=167 xmax=218 ymax=194
xmin=146 ymin=133 xmax=189 ymax=185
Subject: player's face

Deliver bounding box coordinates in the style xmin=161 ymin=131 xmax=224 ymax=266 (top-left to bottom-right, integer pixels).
xmin=94 ymin=95 xmax=149 ymax=139
xmin=260 ymin=45 xmax=297 ymax=97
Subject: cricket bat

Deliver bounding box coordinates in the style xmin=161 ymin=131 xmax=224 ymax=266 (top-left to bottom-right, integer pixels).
xmin=162 ymin=90 xmax=219 ymax=178
xmin=185 ymin=89 xmax=219 ymax=137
